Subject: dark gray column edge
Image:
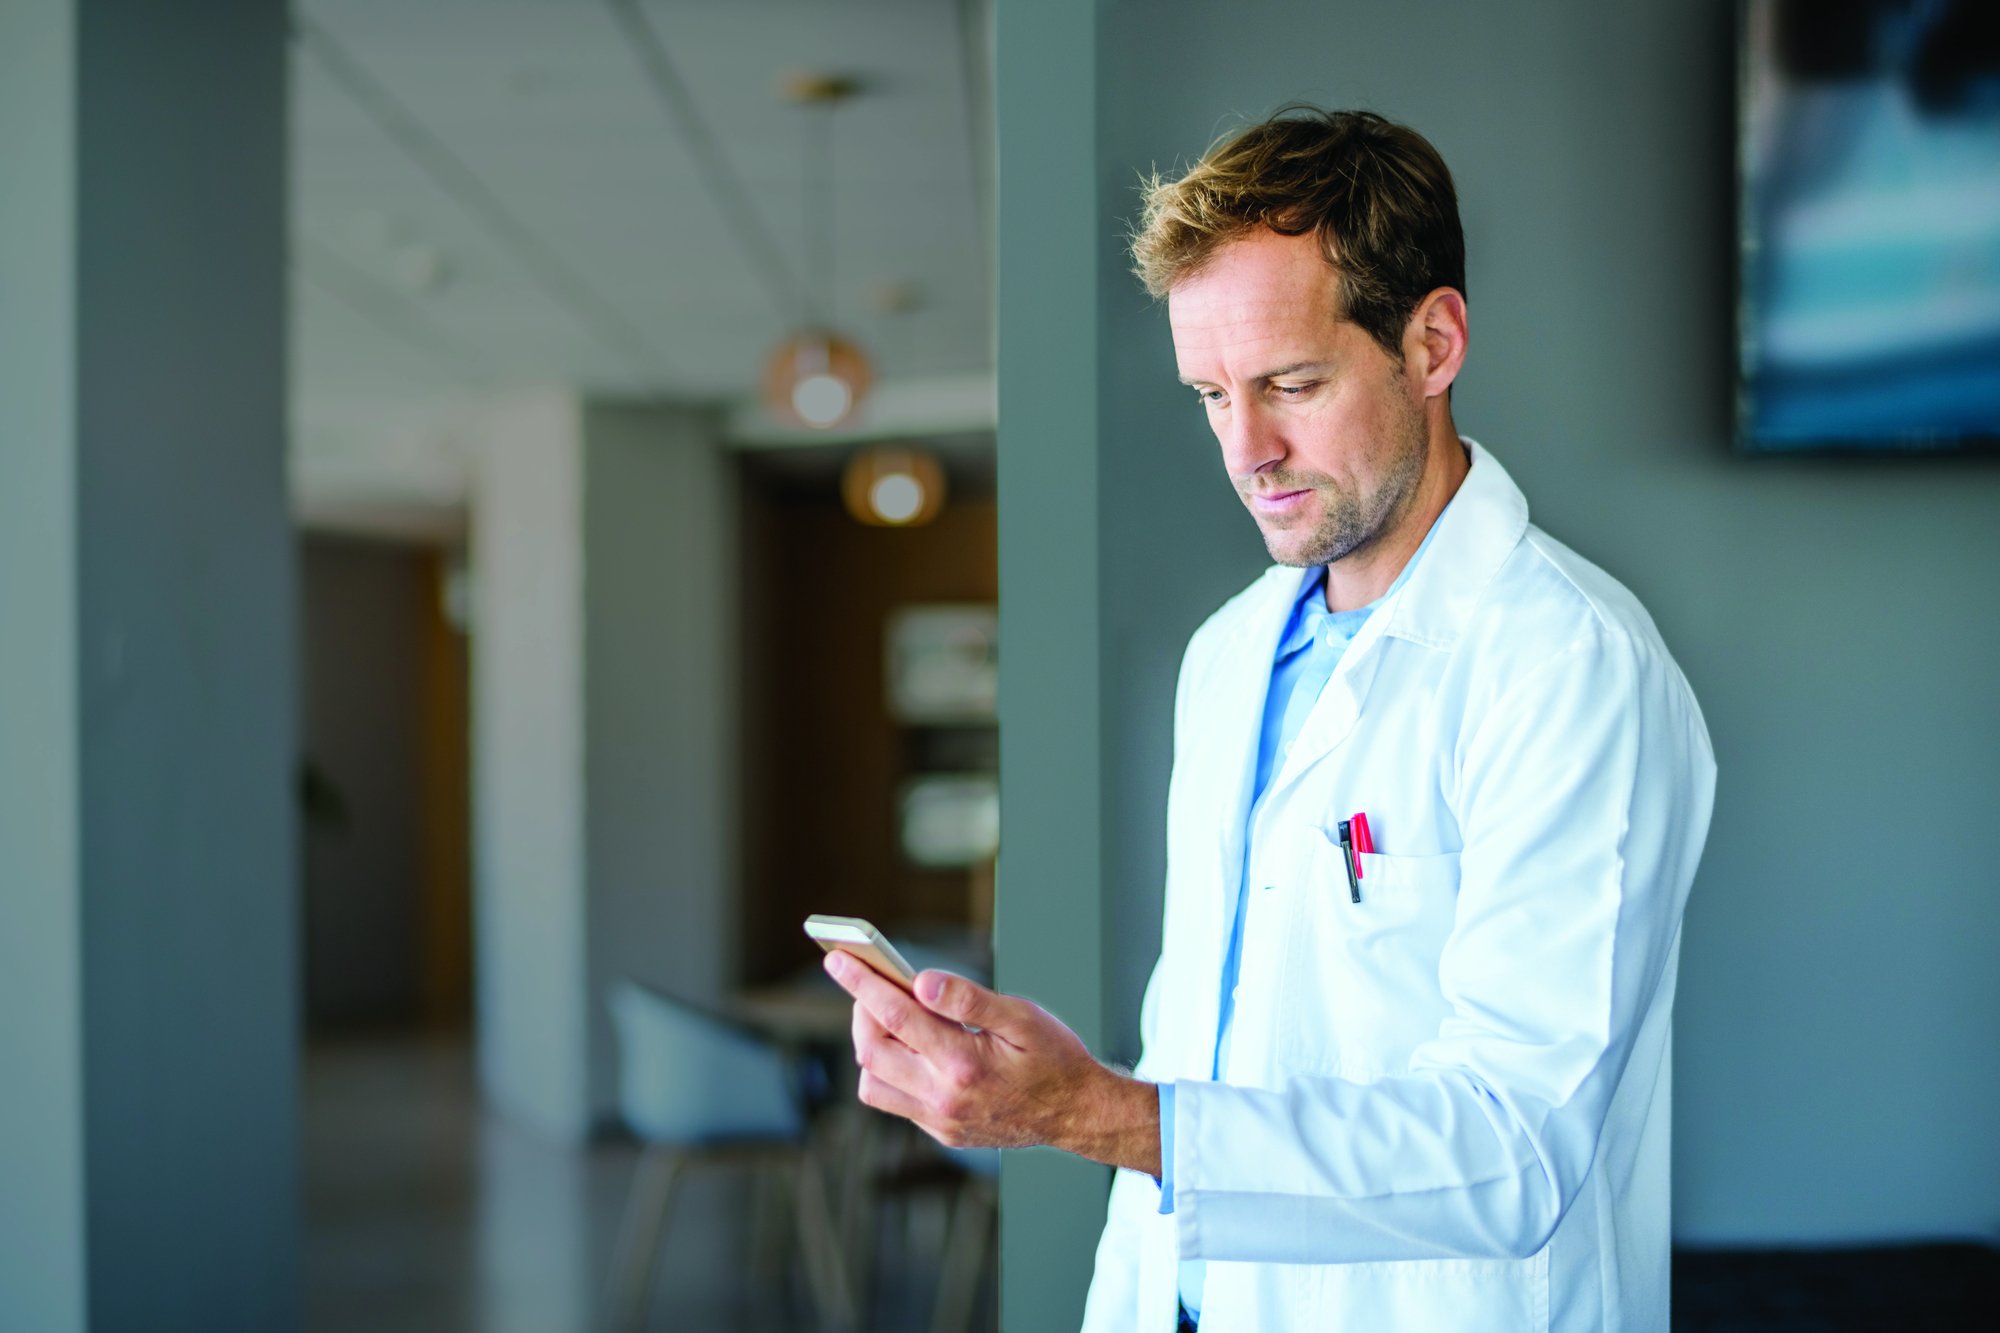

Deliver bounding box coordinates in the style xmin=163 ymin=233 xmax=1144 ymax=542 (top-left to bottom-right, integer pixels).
xmin=995 ymin=1 xmax=1116 ymax=1330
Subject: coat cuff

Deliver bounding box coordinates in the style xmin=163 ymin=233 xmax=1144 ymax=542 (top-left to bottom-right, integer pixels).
xmin=1156 ymin=1082 xmax=1176 ymax=1214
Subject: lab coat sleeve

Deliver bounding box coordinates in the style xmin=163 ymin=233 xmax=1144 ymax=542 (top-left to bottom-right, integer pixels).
xmin=1170 ymin=627 xmax=1716 ymax=1263
xmin=1085 ymin=614 xmax=1229 ymax=1325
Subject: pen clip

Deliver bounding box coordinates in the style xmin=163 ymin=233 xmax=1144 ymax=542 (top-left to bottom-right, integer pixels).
xmin=1337 ymin=819 xmax=1361 ymax=903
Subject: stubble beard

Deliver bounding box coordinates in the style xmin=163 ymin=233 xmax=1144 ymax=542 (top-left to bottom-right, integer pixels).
xmin=1252 ymin=396 xmax=1430 ymax=569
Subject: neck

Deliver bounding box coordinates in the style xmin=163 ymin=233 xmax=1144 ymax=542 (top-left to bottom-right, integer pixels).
xmin=1321 ymin=411 xmax=1469 ymax=613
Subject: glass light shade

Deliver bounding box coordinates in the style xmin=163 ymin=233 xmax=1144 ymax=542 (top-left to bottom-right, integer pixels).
xmin=762 ymin=330 xmax=873 ymax=430
xmin=841 ymin=446 xmax=946 ymax=528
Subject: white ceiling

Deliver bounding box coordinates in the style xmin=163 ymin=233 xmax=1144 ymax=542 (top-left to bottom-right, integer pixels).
xmin=290 ymin=0 xmax=993 ymax=534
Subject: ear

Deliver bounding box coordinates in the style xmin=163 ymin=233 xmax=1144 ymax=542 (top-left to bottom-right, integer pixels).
xmin=1403 ymin=287 xmax=1468 ymax=400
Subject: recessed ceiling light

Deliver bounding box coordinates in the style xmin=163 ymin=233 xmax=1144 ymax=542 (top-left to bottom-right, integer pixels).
xmin=392 ymin=243 xmax=452 ymax=294
xmin=871 ymin=280 xmax=924 ymax=315
xmin=780 ymin=72 xmax=864 ymax=105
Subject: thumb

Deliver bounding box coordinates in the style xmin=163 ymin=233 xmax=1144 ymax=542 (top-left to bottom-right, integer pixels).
xmin=915 ymin=970 xmax=1014 ymax=1036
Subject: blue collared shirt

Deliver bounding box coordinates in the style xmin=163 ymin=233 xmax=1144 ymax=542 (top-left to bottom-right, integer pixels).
xmin=1158 ymin=524 xmax=1439 ymax=1318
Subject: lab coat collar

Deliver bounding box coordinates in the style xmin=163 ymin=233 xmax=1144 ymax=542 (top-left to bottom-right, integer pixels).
xmin=1253 ymin=436 xmax=1526 ymax=653
xmin=1374 ymin=436 xmax=1527 ymax=651
xmin=1242 ymin=438 xmax=1524 ymax=803
xmin=1205 ymin=439 xmax=1527 ymax=914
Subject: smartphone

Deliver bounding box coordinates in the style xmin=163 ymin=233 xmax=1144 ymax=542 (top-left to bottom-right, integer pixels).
xmin=803 ymin=914 xmax=919 ymax=992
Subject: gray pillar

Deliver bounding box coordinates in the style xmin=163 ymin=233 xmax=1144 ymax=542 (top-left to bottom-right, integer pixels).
xmin=471 ymin=390 xmax=590 ymax=1139
xmin=582 ymin=402 xmax=740 ymax=1118
xmin=994 ymin=2 xmax=1113 ymax=1328
xmin=470 ymin=394 xmax=740 ymax=1138
xmin=994 ymin=2 xmax=1279 ymax=1325
xmin=0 ymin=2 xmax=296 ymax=1330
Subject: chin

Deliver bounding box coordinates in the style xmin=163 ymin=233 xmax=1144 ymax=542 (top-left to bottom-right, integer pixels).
xmin=1260 ymin=534 xmax=1320 ymax=568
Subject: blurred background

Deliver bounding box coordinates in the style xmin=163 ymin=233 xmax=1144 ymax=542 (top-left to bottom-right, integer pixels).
xmin=2 ymin=1 xmax=1996 ymax=1331
xmin=289 ymin=3 xmax=999 ymax=1330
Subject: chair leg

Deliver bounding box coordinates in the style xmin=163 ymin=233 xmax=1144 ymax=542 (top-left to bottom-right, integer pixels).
xmin=791 ymin=1149 xmax=859 ymax=1331
xmin=930 ymin=1174 xmax=997 ymax=1333
xmin=748 ymin=1155 xmax=792 ymax=1293
xmin=832 ymin=1111 xmax=872 ymax=1255
xmin=835 ymin=1111 xmax=890 ymax=1314
xmin=609 ymin=1145 xmax=687 ymax=1333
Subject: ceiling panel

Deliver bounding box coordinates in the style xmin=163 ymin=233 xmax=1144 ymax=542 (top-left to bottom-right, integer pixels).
xmin=292 ymin=0 xmax=990 ymax=432
xmin=291 ymin=0 xmax=992 ymax=537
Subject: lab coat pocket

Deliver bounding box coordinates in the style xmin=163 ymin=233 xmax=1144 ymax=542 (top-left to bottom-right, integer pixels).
xmin=1350 ymin=849 xmax=1460 ymax=922
xmin=1287 ymin=842 xmax=1461 ymax=1072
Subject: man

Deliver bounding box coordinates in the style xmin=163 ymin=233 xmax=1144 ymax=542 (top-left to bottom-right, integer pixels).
xmin=824 ymin=107 xmax=1715 ymax=1331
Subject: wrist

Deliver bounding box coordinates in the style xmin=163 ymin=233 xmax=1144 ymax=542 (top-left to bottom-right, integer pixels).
xmin=1054 ymin=1064 xmax=1161 ymax=1176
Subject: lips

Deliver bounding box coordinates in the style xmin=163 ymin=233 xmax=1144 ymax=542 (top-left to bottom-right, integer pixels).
xmin=1247 ymin=487 xmax=1312 ymax=512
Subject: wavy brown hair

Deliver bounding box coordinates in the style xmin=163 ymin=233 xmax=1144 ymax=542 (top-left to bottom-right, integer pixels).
xmin=1130 ymin=107 xmax=1465 ymax=359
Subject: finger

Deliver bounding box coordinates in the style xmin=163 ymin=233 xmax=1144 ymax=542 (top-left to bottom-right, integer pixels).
xmin=852 ymin=993 xmax=906 ymax=1052
xmin=827 ymin=952 xmax=972 ymax=1060
xmin=855 ymin=1068 xmax=931 ymax=1127
xmin=914 ymin=970 xmax=1029 ymax=1045
xmin=854 ymin=1007 xmax=929 ymax=1092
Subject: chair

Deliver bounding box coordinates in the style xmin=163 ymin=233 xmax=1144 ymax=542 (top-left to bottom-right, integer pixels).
xmin=929 ymin=1147 xmax=999 ymax=1333
xmin=825 ymin=940 xmax=999 ymax=1332
xmin=605 ymin=979 xmax=855 ymax=1331
xmin=837 ymin=1117 xmax=999 ymax=1333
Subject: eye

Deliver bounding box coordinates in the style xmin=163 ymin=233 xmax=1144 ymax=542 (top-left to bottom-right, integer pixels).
xmin=1271 ymin=381 xmax=1317 ymax=398
xmin=1192 ymin=387 xmax=1225 ymax=406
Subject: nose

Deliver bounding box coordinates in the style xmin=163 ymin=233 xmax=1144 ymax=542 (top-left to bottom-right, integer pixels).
xmin=1216 ymin=401 xmax=1283 ymax=481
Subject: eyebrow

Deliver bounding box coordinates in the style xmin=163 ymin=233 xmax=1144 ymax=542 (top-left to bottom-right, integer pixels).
xmin=1177 ymin=360 xmax=1333 ymax=386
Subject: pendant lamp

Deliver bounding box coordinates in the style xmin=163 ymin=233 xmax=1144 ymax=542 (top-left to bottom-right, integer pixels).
xmin=763 ymin=74 xmax=873 ymax=430
xmin=842 ymin=446 xmax=946 ymax=528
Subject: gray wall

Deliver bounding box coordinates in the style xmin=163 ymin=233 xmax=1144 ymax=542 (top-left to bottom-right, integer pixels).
xmin=582 ymin=402 xmax=740 ymax=1118
xmin=1 ymin=1 xmax=297 ymax=1329
xmin=1088 ymin=0 xmax=2000 ymax=1246
xmin=468 ymin=393 xmax=743 ymax=1136
xmin=77 ymin=1 xmax=298 ymax=1323
xmin=996 ymin=2 xmax=1999 ymax=1319
xmin=0 ymin=2 xmax=86 ymax=1324
xmin=994 ymin=0 xmax=1115 ymax=1326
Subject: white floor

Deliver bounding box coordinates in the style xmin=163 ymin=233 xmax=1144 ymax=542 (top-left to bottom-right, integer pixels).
xmin=302 ymin=1033 xmax=989 ymax=1332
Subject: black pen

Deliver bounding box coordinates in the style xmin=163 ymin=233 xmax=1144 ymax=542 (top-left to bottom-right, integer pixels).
xmin=1337 ymin=819 xmax=1361 ymax=903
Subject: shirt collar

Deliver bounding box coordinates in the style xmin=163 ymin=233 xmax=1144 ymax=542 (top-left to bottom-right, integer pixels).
xmin=1274 ymin=573 xmax=1337 ymax=658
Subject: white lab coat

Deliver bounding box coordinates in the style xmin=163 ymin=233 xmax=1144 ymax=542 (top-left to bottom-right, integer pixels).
xmin=1081 ymin=441 xmax=1716 ymax=1332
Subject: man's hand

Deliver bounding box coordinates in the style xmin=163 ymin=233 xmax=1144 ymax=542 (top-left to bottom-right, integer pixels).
xmin=824 ymin=953 xmax=1160 ymax=1177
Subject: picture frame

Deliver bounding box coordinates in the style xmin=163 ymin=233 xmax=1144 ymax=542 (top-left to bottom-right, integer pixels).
xmin=1736 ymin=0 xmax=2000 ymax=454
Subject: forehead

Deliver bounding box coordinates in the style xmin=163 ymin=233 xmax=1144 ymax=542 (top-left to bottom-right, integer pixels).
xmin=1167 ymin=229 xmax=1346 ymax=372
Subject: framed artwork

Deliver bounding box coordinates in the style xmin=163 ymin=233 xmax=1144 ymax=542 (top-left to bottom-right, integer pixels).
xmin=897 ymin=774 xmax=1000 ymax=870
xmin=884 ymin=603 xmax=998 ymax=724
xmin=1737 ymin=0 xmax=2000 ymax=453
